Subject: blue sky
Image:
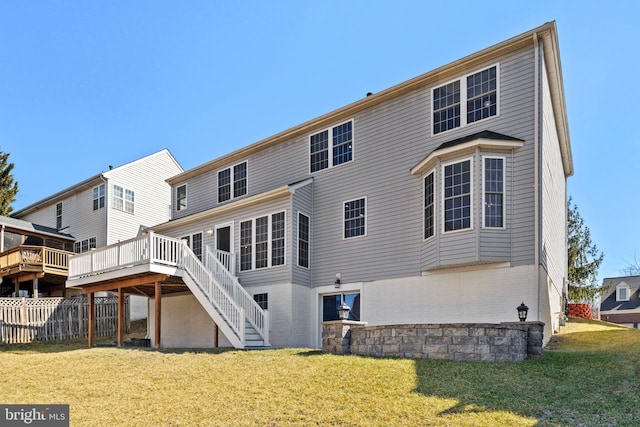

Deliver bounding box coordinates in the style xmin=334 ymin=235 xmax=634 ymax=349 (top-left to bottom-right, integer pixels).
xmin=0 ymin=1 xmax=638 ymax=282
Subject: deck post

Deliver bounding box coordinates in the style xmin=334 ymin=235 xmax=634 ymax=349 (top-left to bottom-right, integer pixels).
xmin=154 ymin=281 xmax=161 ymax=348
xmin=117 ymin=288 xmax=124 ymax=347
xmin=33 ymin=277 xmax=39 ymax=298
xmin=88 ymin=292 xmax=95 ymax=348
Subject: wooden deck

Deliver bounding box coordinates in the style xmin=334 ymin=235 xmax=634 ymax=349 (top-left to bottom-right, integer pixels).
xmin=0 ymin=245 xmax=72 ymax=278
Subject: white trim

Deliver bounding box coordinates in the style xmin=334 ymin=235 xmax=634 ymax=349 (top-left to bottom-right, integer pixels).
xmin=342 ymin=196 xmax=367 ymax=239
xmin=441 ymin=157 xmax=474 ymax=234
xmin=297 ymin=211 xmax=311 ymax=269
xmin=423 ymin=169 xmax=436 ymax=241
xmin=481 ymin=155 xmax=506 ymax=230
xmin=616 ymin=282 xmax=631 ymax=302
xmin=216 ymin=160 xmax=248 ymax=204
xmin=176 ymin=183 xmax=187 ymax=212
xmin=309 ymin=118 xmax=354 ymax=174
xmin=239 ymin=209 xmax=287 ymax=271
xmin=431 ymin=63 xmax=500 ymax=136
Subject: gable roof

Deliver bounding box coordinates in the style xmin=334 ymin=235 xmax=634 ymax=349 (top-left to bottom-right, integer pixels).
xmin=168 ymin=21 xmax=572 ymax=185
xmin=14 ymin=149 xmax=181 ymax=218
xmin=600 ymin=276 xmax=640 ymax=312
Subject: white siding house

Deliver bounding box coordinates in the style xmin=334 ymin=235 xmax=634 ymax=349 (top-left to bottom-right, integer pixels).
xmin=67 ymin=22 xmax=572 ymax=349
xmin=14 ymin=149 xmax=183 ymax=318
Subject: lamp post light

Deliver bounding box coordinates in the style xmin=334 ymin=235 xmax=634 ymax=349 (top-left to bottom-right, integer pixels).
xmin=517 ymin=302 xmax=529 ymax=322
xmin=334 ymin=273 xmax=341 ymax=288
xmin=337 ymin=301 xmax=351 ymax=320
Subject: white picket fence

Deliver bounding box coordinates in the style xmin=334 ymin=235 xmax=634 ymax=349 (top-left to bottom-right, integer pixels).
xmin=0 ymin=296 xmax=129 ymax=344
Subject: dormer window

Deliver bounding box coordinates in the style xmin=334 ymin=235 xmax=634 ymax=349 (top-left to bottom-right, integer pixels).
xmin=616 ymin=282 xmax=631 ymax=301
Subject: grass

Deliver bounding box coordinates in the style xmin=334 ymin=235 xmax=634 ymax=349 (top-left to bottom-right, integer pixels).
xmin=0 ymin=318 xmax=639 ymax=426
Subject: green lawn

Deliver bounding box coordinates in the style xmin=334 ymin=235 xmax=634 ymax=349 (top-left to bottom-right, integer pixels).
xmin=1 ymin=318 xmax=639 ymax=426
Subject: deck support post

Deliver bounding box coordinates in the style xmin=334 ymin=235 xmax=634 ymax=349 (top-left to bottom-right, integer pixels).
xmin=88 ymin=292 xmax=95 ymax=348
xmin=117 ymin=288 xmax=124 ymax=347
xmin=154 ymin=281 xmax=161 ymax=349
xmin=214 ymin=323 xmax=219 ymax=348
xmin=33 ymin=278 xmax=39 ymax=298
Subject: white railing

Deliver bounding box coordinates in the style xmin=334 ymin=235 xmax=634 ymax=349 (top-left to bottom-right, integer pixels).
xmin=68 ymin=232 xmax=269 ymax=347
xmin=213 ymin=248 xmax=236 ymax=276
xmin=205 ymin=246 xmax=269 ymax=344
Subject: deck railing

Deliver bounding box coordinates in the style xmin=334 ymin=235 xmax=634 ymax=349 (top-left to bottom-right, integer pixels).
xmin=0 ymin=246 xmax=72 ymax=275
xmin=68 ymin=232 xmax=269 ymax=346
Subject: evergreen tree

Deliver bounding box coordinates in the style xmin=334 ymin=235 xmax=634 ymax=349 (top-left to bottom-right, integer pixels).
xmin=0 ymin=151 xmax=19 ymax=216
xmin=567 ymin=197 xmax=606 ymax=302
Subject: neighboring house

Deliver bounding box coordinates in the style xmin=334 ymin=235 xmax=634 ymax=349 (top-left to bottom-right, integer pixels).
xmin=600 ymin=276 xmax=640 ymax=329
xmin=12 ymin=149 xmax=183 ymax=318
xmin=67 ymin=21 xmax=573 ymax=350
xmin=0 ymin=216 xmax=75 ymax=297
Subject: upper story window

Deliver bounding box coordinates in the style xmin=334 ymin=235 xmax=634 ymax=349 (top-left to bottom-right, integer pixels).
xmin=443 ymin=159 xmax=472 ymax=232
xmin=483 ymin=156 xmax=505 ymax=228
xmin=424 ymin=172 xmax=435 ymax=239
xmin=113 ymin=185 xmax=134 ymax=214
xmin=617 ymin=283 xmax=631 ymax=301
xmin=240 ymin=211 xmax=286 ymax=271
xmin=344 ymin=197 xmax=366 ymax=239
xmin=298 ymin=212 xmax=310 ymax=268
xmin=218 ymin=161 xmax=247 ymax=203
xmin=56 ymin=202 xmax=62 ymax=230
xmin=93 ymin=184 xmax=105 ymax=211
xmin=433 ymin=65 xmax=498 ymax=135
xmin=176 ymin=185 xmax=187 ymax=211
xmin=310 ymin=120 xmax=353 ymax=173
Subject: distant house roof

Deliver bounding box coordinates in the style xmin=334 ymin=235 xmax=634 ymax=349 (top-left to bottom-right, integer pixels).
xmin=600 ymin=276 xmax=640 ymax=312
xmin=0 ymin=216 xmax=75 ymax=240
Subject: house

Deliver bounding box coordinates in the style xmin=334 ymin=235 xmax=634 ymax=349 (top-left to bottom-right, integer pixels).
xmin=0 ymin=215 xmax=75 ymax=297
xmin=66 ymin=21 xmax=572 ymax=350
xmin=600 ymin=276 xmax=640 ymax=329
xmin=11 ymin=149 xmax=183 ymax=317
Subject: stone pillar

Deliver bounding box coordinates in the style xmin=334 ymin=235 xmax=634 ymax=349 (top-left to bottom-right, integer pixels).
xmin=501 ymin=321 xmax=544 ymax=358
xmin=322 ymin=320 xmax=367 ymax=355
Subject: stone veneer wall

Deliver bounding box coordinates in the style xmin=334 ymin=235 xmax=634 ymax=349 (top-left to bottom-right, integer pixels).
xmin=322 ymin=321 xmax=544 ymax=362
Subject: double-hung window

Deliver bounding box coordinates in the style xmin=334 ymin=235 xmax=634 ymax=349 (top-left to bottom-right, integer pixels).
xmin=310 ymin=120 xmax=353 ymax=173
xmin=182 ymin=232 xmax=203 ymax=260
xmin=113 ymin=185 xmax=134 ymax=214
xmin=483 ymin=157 xmax=505 ymax=228
xmin=74 ymin=237 xmax=96 ymax=253
xmin=56 ymin=202 xmax=62 ymax=230
xmin=240 ymin=211 xmax=286 ymax=271
xmin=298 ymin=212 xmax=310 ymax=268
xmin=433 ymin=65 xmax=498 ymax=135
xmin=176 ymin=185 xmax=187 ymax=211
xmin=443 ymin=159 xmax=472 ymax=232
xmin=424 ymin=172 xmax=435 ymax=239
xmin=344 ymin=198 xmax=366 ymax=239
xmin=616 ymin=283 xmax=630 ymax=302
xmin=93 ymin=184 xmax=105 ymax=210
xmin=218 ymin=161 xmax=247 ymax=203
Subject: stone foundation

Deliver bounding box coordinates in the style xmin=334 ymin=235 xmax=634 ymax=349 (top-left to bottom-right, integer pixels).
xmin=322 ymin=321 xmax=544 ymax=361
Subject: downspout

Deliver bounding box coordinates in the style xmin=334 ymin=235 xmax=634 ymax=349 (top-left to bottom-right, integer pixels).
xmin=533 ymin=32 xmax=541 ymax=321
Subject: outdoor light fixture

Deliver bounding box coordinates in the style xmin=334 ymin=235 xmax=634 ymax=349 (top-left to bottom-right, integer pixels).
xmin=337 ymin=301 xmax=351 ymax=320
xmin=517 ymin=302 xmax=529 ymax=322
xmin=334 ymin=273 xmax=341 ymax=288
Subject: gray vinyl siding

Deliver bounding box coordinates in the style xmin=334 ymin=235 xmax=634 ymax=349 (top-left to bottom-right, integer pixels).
xmin=540 ymin=53 xmax=567 ymax=294
xmin=291 ymin=184 xmax=313 ymax=287
xmin=106 ymin=151 xmax=182 ymax=244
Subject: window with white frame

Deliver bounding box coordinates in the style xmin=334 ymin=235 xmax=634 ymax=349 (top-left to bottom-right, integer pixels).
xmin=56 ymin=202 xmax=62 ymax=230
xmin=298 ymin=212 xmax=310 ymax=268
xmin=74 ymin=237 xmax=96 ymax=253
xmin=344 ymin=198 xmax=366 ymax=239
xmin=93 ymin=184 xmax=105 ymax=210
xmin=443 ymin=159 xmax=472 ymax=232
xmin=424 ymin=172 xmax=435 ymax=239
xmin=253 ymin=293 xmax=268 ymax=310
xmin=240 ymin=211 xmax=286 ymax=271
xmin=113 ymin=185 xmax=134 ymax=214
xmin=182 ymin=232 xmax=203 ymax=261
xmin=176 ymin=185 xmax=187 ymax=211
xmin=218 ymin=161 xmax=247 ymax=203
xmin=433 ymin=65 xmax=498 ymax=135
xmin=310 ymin=120 xmax=353 ymax=173
xmin=617 ymin=283 xmax=631 ymax=301
xmin=483 ymin=157 xmax=504 ymax=228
